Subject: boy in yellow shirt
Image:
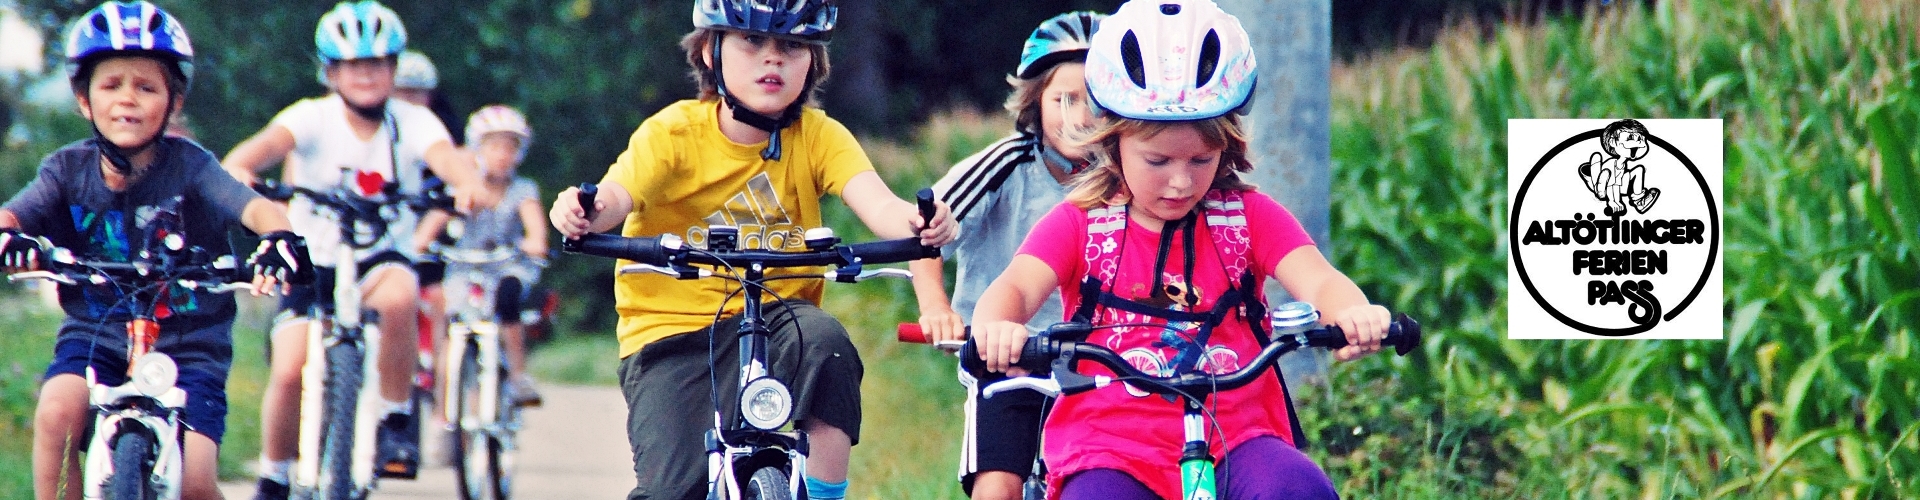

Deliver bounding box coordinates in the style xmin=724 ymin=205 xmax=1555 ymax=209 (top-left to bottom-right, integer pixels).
xmin=548 ymin=2 xmax=955 ymax=499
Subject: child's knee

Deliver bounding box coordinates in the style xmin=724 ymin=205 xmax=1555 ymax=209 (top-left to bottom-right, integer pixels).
xmin=34 ymin=376 xmax=89 ymax=439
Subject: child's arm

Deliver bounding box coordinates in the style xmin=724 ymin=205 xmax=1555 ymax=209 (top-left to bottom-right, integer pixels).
xmin=413 ymin=209 xmax=452 ymax=253
xmin=239 ymin=198 xmax=294 ymax=234
xmin=838 ymin=172 xmax=957 ymax=246
xmin=1271 ymin=247 xmax=1390 ymax=361
xmin=423 ymin=142 xmax=496 ymax=212
xmin=909 ymin=257 xmax=965 ymax=343
xmin=551 ymin=182 xmax=635 ymax=238
xmin=222 ymin=125 xmax=296 ymax=187
xmin=516 ymin=196 xmax=549 ymax=258
xmin=969 ymin=255 xmax=1060 ymax=375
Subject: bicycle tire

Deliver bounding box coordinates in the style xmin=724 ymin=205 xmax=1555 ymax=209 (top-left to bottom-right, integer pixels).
xmin=488 ymin=364 xmax=515 ymax=499
xmin=743 ymin=466 xmax=792 ymax=500
xmin=322 ymin=340 xmax=364 ymax=500
xmin=453 ymin=345 xmax=489 ymax=500
xmin=103 ymin=427 xmax=158 ymax=500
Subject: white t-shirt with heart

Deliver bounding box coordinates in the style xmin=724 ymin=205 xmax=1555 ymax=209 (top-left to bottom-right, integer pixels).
xmin=270 ymin=94 xmax=452 ymax=267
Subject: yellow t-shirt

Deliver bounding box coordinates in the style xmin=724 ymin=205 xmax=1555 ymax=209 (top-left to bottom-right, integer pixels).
xmin=601 ymin=99 xmax=873 ymax=357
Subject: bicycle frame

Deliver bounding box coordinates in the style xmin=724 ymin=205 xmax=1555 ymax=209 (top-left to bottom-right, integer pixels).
xmin=260 ymin=181 xmax=446 ymax=498
xmin=432 ymin=245 xmax=541 ymax=499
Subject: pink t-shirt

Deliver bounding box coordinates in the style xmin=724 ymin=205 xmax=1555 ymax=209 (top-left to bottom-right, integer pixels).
xmin=1018 ymin=189 xmax=1314 ymax=499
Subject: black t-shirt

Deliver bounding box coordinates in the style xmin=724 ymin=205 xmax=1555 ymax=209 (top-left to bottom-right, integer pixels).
xmin=3 ymin=137 xmax=259 ymax=324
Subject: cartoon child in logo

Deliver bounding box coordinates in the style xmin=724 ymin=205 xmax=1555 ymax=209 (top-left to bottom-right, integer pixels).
xmin=1579 ymin=119 xmax=1661 ymax=216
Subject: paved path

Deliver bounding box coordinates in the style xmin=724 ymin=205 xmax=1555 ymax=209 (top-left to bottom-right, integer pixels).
xmin=221 ymin=384 xmax=633 ymax=499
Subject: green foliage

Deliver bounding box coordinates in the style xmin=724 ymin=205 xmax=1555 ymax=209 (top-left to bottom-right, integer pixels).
xmin=1322 ymin=0 xmax=1919 ymax=496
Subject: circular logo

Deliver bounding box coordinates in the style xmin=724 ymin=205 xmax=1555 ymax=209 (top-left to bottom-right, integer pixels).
xmin=1509 ymin=120 xmax=1721 ymax=337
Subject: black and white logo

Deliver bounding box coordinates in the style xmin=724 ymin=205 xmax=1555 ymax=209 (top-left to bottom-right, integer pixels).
xmin=1508 ymin=119 xmax=1724 ymax=339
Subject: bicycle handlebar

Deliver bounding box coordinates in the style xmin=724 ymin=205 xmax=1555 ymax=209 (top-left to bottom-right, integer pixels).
xmin=6 ymin=246 xmax=257 ymax=294
xmin=953 ymin=315 xmax=1421 ymax=398
xmin=563 ymin=184 xmax=942 ymax=271
xmin=253 ymin=180 xmax=452 ymax=248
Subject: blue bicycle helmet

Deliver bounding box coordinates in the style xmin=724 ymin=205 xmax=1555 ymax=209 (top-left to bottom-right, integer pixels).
xmin=692 ymin=0 xmax=837 ymax=42
xmin=315 ymin=1 xmax=407 ymax=63
xmin=1016 ymin=11 xmax=1104 ymax=80
xmin=64 ymin=1 xmax=195 ymax=91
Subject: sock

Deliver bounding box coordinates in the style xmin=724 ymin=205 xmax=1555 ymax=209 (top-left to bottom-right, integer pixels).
xmin=805 ymin=477 xmax=847 ymax=500
xmin=383 ymin=398 xmax=412 ymax=417
xmin=258 ymin=458 xmax=292 ymax=483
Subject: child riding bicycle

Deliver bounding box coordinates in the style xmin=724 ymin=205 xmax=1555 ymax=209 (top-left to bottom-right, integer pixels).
xmin=969 ymin=1 xmax=1393 ymax=498
xmin=219 ymin=1 xmax=495 ymax=495
xmin=414 ymin=104 xmax=549 ymax=408
xmin=906 ymin=11 xmax=1106 ymax=500
xmin=547 ymin=1 xmax=957 ymax=498
xmin=1 ymin=3 xmax=313 ymax=498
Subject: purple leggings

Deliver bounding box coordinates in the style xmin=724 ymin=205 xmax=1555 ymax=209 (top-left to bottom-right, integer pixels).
xmin=1057 ymin=436 xmax=1337 ymax=500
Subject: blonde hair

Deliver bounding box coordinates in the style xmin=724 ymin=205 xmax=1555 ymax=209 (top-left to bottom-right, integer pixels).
xmin=679 ymin=28 xmax=831 ymax=104
xmin=1064 ymin=114 xmax=1256 ymax=210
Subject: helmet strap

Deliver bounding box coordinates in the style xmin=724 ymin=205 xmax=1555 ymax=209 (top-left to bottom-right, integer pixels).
xmin=709 ymin=31 xmax=809 ymax=161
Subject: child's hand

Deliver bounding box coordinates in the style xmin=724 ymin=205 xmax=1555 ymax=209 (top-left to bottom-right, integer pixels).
xmin=247 ymin=231 xmax=315 ymax=297
xmin=454 ymin=184 xmax=502 ymax=214
xmin=519 ymin=238 xmax=549 ymax=260
xmin=1328 ymin=304 xmax=1391 ymax=361
xmin=916 ymin=306 xmax=966 ymax=344
xmin=0 ymin=229 xmax=46 ymax=272
xmin=550 ymin=187 xmax=601 ymax=238
xmin=914 ymin=200 xmax=959 ymax=247
xmin=975 ymin=320 xmax=1032 ymax=376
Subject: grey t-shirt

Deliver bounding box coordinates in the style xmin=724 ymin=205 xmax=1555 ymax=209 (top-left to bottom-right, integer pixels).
xmin=930 ymin=130 xmax=1071 ymax=332
xmin=3 ymin=138 xmax=260 ymax=323
xmin=444 ymin=177 xmax=542 ymax=290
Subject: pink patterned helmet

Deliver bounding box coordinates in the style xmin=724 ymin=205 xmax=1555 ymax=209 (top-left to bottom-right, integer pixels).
xmin=1084 ymin=0 xmax=1257 ymax=121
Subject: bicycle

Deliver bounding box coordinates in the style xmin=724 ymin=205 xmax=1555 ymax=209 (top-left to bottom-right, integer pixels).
xmin=8 ymin=234 xmax=255 ymax=499
xmin=952 ymin=304 xmax=1421 ymax=500
xmin=424 ymin=243 xmax=549 ymax=499
xmin=566 ymin=184 xmax=942 ymax=500
xmin=254 ymin=180 xmax=450 ymax=500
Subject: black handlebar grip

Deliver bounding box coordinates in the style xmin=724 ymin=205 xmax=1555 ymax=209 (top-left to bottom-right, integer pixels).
xmin=845 ymin=238 xmax=932 ymax=265
xmin=577 ymin=183 xmax=600 ymax=222
xmin=567 ymin=233 xmax=668 ymax=265
xmin=915 ymin=188 xmax=942 ymax=259
xmin=1311 ymin=314 xmax=1423 ymax=356
xmin=958 ymin=337 xmax=1051 ymax=377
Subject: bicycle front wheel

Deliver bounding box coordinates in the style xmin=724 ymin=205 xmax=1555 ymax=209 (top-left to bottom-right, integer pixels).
xmin=452 ymin=345 xmax=516 ymax=499
xmin=103 ymin=428 xmax=158 ymax=500
xmin=743 ymin=466 xmax=792 ymax=500
xmin=321 ymin=340 xmax=364 ymax=500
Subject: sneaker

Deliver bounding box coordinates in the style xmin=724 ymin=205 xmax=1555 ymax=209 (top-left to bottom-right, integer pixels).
xmin=375 ymin=412 xmax=421 ymax=479
xmin=1631 ymin=188 xmax=1661 ymax=214
xmin=252 ymin=477 xmax=290 ymax=500
xmin=509 ymin=376 xmax=544 ymax=408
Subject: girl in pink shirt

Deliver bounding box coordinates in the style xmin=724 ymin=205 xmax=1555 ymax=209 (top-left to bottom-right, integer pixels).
xmin=969 ymin=1 xmax=1395 ymax=498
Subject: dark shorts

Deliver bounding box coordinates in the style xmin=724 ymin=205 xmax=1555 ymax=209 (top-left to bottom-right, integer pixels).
xmin=276 ymin=251 xmax=412 ymax=321
xmin=960 ymin=369 xmax=1051 ymax=493
xmin=618 ymin=299 xmax=863 ymax=500
xmin=416 ymin=260 xmax=445 ymax=287
xmin=44 ymin=317 xmax=235 ymax=444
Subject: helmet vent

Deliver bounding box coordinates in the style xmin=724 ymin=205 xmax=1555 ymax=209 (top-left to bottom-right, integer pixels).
xmin=1195 ymin=29 xmax=1220 ymax=86
xmin=1120 ymin=30 xmax=1147 ymax=89
xmin=1160 ymin=4 xmax=1181 ymax=15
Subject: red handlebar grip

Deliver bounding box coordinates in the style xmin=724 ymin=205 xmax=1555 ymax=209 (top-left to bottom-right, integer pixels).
xmin=897 ymin=323 xmax=929 ymax=344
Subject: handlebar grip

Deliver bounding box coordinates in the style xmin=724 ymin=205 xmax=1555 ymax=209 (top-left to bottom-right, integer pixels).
xmin=1309 ymin=314 xmax=1423 ymax=356
xmin=916 ymin=188 xmax=937 ymax=226
xmin=577 ymin=183 xmax=599 ymax=222
xmin=567 ymin=233 xmax=668 ymax=265
xmin=897 ymin=323 xmax=927 ymax=344
xmin=958 ymin=337 xmax=1050 ymax=377
xmin=844 ymin=238 xmax=933 ymax=265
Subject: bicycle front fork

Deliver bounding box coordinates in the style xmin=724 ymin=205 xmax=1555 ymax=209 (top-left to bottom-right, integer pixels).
xmin=1179 ymin=402 xmax=1218 ymax=500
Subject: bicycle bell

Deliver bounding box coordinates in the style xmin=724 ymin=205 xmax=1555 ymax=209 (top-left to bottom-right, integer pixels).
xmin=1269 ymin=301 xmax=1320 ymax=337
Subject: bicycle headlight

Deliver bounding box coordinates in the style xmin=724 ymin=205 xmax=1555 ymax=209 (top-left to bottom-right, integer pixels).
xmin=741 ymin=377 xmax=793 ymax=431
xmin=132 ymin=352 xmax=179 ymax=397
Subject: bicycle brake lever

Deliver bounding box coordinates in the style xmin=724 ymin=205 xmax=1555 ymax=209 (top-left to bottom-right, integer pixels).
xmin=618 ymin=263 xmax=708 ymax=278
xmin=823 ymin=267 xmax=912 ymax=283
xmin=7 ymin=270 xmax=76 ymax=286
xmin=982 ymin=377 xmax=1062 ymax=399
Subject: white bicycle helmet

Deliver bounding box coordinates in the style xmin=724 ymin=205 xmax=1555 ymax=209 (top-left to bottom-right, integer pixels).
xmin=315 ymin=1 xmax=406 ymax=63
xmin=1085 ymin=0 xmax=1257 ymax=121
xmin=693 ymin=0 xmax=837 ymax=42
xmin=394 ymin=50 xmax=437 ymax=89
xmin=466 ymin=105 xmax=532 ymax=162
